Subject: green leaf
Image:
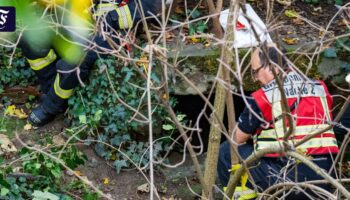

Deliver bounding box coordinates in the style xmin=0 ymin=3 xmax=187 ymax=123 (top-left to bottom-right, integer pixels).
xmin=50 ymin=165 xmax=61 ymax=178
xmin=189 ymin=9 xmax=201 ymax=18
xmin=176 ymin=114 xmax=186 ymax=122
xmin=79 ymin=114 xmax=87 ymax=124
xmin=284 ymin=10 xmax=298 ymax=18
xmin=323 ymin=48 xmax=337 ymax=58
xmin=94 ymin=110 xmax=103 ymax=122
xmin=32 ymin=191 xmax=59 ymax=200
xmin=0 ymin=188 xmax=9 ymax=196
xmin=162 ymin=124 xmax=174 ymax=131
xmin=113 ymin=160 xmax=127 ymax=174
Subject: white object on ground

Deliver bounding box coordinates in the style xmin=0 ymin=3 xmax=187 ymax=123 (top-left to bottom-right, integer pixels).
xmin=346 ymin=73 xmax=350 ymax=84
xmin=219 ymin=4 xmax=272 ymax=48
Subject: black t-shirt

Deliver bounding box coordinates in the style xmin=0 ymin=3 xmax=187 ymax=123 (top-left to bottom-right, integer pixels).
xmin=334 ymin=106 xmax=350 ymax=135
xmin=237 ymin=97 xmax=263 ymax=135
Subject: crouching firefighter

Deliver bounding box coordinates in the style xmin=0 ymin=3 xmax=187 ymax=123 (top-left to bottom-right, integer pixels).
xmin=217 ymin=44 xmax=339 ymax=199
xmin=18 ymin=0 xmax=161 ymax=127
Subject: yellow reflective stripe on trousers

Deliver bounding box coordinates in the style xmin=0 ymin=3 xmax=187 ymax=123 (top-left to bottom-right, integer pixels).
xmin=27 ymin=49 xmax=57 ymax=71
xmin=258 ymin=124 xmax=332 ymax=139
xmin=54 ymin=74 xmax=73 ymax=99
xmin=93 ymin=3 xmax=117 ymax=17
xmin=256 ymin=136 xmax=338 ymax=150
xmin=115 ymin=5 xmax=133 ymax=29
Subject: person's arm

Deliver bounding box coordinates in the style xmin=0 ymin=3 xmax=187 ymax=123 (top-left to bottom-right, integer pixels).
xmin=235 ymin=128 xmax=252 ymax=144
xmin=235 ymin=98 xmax=263 ymax=144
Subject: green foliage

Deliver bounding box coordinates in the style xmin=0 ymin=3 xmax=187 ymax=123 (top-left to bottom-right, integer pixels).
xmin=320 ymin=29 xmax=350 ymax=84
xmin=0 ymin=145 xmax=87 ymax=199
xmin=187 ymin=9 xmax=207 ymax=35
xmin=68 ymin=57 xmax=174 ymax=172
xmin=304 ymin=0 xmax=343 ymax=5
xmin=0 ymin=47 xmax=36 ymax=94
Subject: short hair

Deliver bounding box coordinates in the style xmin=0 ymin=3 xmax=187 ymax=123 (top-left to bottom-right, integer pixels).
xmin=257 ymin=45 xmax=289 ymax=71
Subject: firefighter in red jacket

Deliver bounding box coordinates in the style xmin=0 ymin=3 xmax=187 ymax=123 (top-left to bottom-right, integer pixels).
xmin=19 ymin=0 xmax=161 ymax=127
xmin=217 ymin=45 xmax=339 ymax=199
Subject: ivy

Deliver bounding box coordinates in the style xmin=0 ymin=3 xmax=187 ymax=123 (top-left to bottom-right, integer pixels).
xmin=0 ymin=145 xmax=87 ymax=199
xmin=0 ymin=47 xmax=36 ymax=95
xmin=68 ymin=57 xmax=175 ymax=173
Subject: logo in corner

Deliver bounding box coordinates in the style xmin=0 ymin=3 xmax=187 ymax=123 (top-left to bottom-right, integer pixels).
xmin=0 ymin=7 xmax=15 ymax=32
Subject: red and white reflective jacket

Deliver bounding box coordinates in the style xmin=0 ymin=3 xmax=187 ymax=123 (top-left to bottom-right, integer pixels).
xmin=251 ymin=71 xmax=339 ymax=157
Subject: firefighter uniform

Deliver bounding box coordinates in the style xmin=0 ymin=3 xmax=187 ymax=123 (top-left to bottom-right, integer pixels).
xmin=20 ymin=0 xmax=161 ymax=126
xmin=218 ymin=71 xmax=339 ymax=199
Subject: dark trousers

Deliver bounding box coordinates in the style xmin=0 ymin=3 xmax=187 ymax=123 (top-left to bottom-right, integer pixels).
xmin=19 ymin=35 xmax=112 ymax=114
xmin=217 ymin=141 xmax=335 ymax=199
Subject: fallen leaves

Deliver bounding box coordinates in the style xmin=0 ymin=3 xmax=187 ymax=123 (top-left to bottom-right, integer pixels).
xmin=137 ymin=183 xmax=150 ymax=193
xmin=136 ymin=56 xmax=149 ymax=74
xmin=277 ymin=0 xmax=291 ymax=6
xmin=23 ymin=123 xmax=33 ymax=131
xmin=0 ymin=134 xmax=17 ymax=156
xmin=103 ymin=178 xmax=109 ymax=185
xmin=292 ymin=18 xmax=304 ymax=25
xmin=5 ymin=105 xmax=28 ymax=119
xmin=282 ymin=37 xmax=299 ymax=45
xmin=162 ymin=196 xmax=182 ymax=200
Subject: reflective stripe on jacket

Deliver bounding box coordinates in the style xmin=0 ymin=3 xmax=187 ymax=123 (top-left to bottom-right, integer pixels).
xmin=252 ymin=71 xmax=339 ymax=157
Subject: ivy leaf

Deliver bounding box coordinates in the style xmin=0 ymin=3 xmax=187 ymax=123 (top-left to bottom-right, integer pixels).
xmin=162 ymin=124 xmax=174 ymax=131
xmin=32 ymin=191 xmax=59 ymax=200
xmin=50 ymin=165 xmax=61 ymax=178
xmin=78 ymin=114 xmax=87 ymax=124
xmin=196 ymin=21 xmax=207 ymax=33
xmin=94 ymin=110 xmax=103 ymax=122
xmin=189 ymin=9 xmax=201 ymax=18
xmin=0 ymin=188 xmax=9 ymax=196
xmin=176 ymin=114 xmax=186 ymax=122
xmin=114 ymin=160 xmax=127 ymax=174
xmin=323 ymin=48 xmax=337 ymax=58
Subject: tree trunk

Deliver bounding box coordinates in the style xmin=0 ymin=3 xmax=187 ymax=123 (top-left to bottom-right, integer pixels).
xmin=202 ymin=0 xmax=238 ymax=198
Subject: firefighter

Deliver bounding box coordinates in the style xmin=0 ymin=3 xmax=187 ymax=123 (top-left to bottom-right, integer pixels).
xmin=217 ymin=44 xmax=339 ymax=199
xmin=20 ymin=0 xmax=161 ymax=127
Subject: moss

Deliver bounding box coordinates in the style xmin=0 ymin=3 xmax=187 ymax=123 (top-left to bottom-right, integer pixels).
xmin=167 ymin=45 xmax=325 ymax=93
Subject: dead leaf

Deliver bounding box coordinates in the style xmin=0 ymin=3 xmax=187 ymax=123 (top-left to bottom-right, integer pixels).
xmin=292 ymin=18 xmax=304 ymax=25
xmin=136 ymin=56 xmax=149 ymax=74
xmin=338 ymin=19 xmax=349 ymax=26
xmin=5 ymin=105 xmax=28 ymax=119
xmin=277 ymin=0 xmax=291 ymax=6
xmin=165 ymin=31 xmax=175 ymax=40
xmin=319 ymin=28 xmax=326 ymax=38
xmin=103 ymin=178 xmax=109 ymax=185
xmin=188 ymin=36 xmax=201 ymax=43
xmin=75 ymin=170 xmax=83 ymax=176
xmin=174 ymin=6 xmax=184 ymax=14
xmin=137 ymin=183 xmax=150 ymax=193
xmin=23 ymin=123 xmax=32 ymax=131
xmin=0 ymin=134 xmax=17 ymax=156
xmin=162 ymin=196 xmax=181 ymax=200
xmin=53 ymin=135 xmax=65 ymax=146
xmin=162 ymin=93 xmax=168 ymax=100
xmin=282 ymin=37 xmax=299 ymax=45
xmin=313 ymin=6 xmax=322 ymax=12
